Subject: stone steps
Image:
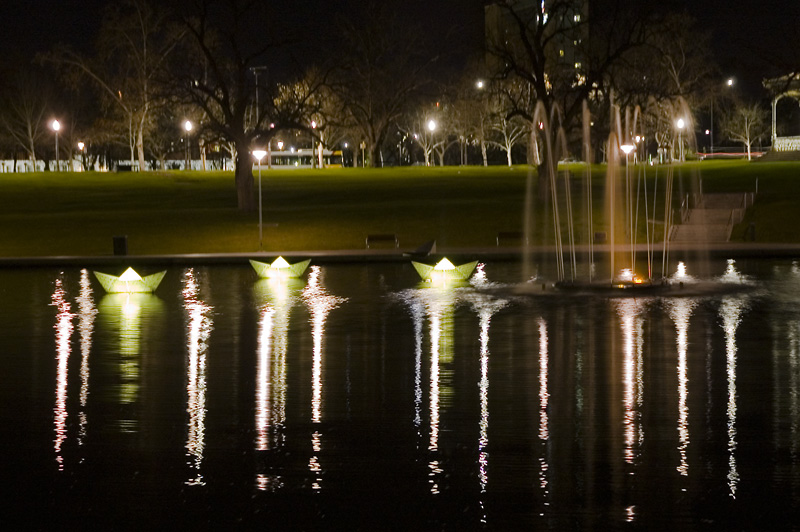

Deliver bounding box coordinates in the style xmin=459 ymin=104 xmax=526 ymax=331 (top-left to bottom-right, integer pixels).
xmin=670 ymin=193 xmax=750 ymax=243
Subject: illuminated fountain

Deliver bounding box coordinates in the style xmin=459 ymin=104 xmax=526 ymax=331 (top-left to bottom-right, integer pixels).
xmin=518 ymin=97 xmax=741 ymax=295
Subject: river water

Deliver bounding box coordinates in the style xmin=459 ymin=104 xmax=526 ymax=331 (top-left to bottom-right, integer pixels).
xmin=2 ymin=259 xmax=799 ymax=530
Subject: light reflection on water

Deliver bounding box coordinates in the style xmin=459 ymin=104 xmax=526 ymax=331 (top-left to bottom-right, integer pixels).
xmin=183 ymin=268 xmax=212 ymax=486
xmin=666 ymin=297 xmax=698 ymax=476
xmin=51 ymin=276 xmax=74 ymax=470
xmin=12 ymin=261 xmax=800 ymax=528
xmin=96 ymin=290 xmax=164 ymax=431
xmin=616 ymin=298 xmax=647 ymax=469
xmin=720 ymin=294 xmax=748 ymax=498
xmin=76 ymin=269 xmax=97 ymax=445
xmin=301 ymin=266 xmax=347 ymax=491
xmin=400 ymin=283 xmax=457 ymax=495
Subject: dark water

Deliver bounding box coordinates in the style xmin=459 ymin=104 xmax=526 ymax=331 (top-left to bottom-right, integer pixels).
xmin=2 ymin=259 xmax=800 ymax=530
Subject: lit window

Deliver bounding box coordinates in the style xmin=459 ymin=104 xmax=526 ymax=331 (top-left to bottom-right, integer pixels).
xmin=559 ymin=49 xmax=564 ymax=57
xmin=575 ymin=62 xmax=581 ymax=69
xmin=574 ymin=14 xmax=581 ymax=22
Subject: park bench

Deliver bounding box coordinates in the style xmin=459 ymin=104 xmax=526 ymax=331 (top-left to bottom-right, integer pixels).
xmin=366 ymin=234 xmax=399 ymax=249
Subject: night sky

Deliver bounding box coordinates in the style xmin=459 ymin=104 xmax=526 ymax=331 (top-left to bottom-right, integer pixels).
xmin=0 ymin=0 xmax=797 ymax=96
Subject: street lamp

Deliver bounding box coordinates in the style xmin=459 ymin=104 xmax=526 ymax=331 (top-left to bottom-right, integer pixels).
xmin=710 ymin=78 xmax=735 ymax=155
xmin=427 ymin=119 xmax=437 ymax=132
xmin=78 ymin=141 xmax=86 ymax=171
xmin=51 ymin=120 xmax=61 ymax=171
xmin=676 ymin=118 xmax=685 ymax=162
xmin=183 ymin=120 xmax=193 ymax=170
xmin=252 ymin=149 xmax=267 ymax=249
xmin=476 ymin=80 xmax=485 ymax=89
xmin=621 ymin=143 xmax=635 ymax=269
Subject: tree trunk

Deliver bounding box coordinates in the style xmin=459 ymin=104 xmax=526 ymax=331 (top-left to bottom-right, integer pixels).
xmin=369 ymin=144 xmax=381 ymax=168
xmin=235 ymin=148 xmax=256 ymax=212
xmin=137 ymin=124 xmax=146 ymax=171
xmin=481 ymin=141 xmax=487 ymax=167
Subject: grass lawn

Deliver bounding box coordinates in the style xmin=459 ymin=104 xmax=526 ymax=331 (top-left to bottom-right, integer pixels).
xmin=0 ymin=160 xmax=796 ymax=257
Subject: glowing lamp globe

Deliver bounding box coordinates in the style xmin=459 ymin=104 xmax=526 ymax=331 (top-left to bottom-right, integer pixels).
xmin=620 ymin=144 xmax=634 ymax=155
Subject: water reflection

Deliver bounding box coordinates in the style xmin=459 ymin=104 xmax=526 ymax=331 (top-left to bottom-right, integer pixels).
xmin=398 ymin=277 xmax=511 ymax=499
xmin=183 ymin=269 xmax=213 ymax=486
xmin=253 ymin=276 xmax=303 ymax=491
xmin=412 ymin=284 xmax=456 ymax=495
xmin=665 ymin=298 xmax=698 ymax=476
xmin=76 ymin=270 xmax=97 ymax=445
xmin=51 ymin=276 xmax=74 ymax=470
xmin=719 ymin=295 xmax=747 ymax=498
xmin=22 ymin=263 xmax=800 ymax=529
xmin=463 ymin=289 xmax=508 ymax=522
xmin=98 ymin=291 xmax=163 ymax=431
xmin=301 ymin=266 xmax=347 ymax=491
xmin=616 ymin=299 xmax=648 ymax=468
xmin=719 ymin=259 xmax=749 ymax=284
xmin=537 ymin=317 xmax=550 ymax=511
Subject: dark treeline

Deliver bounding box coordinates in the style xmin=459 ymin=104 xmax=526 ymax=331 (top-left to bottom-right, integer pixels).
xmin=0 ymin=0 xmax=793 ymax=211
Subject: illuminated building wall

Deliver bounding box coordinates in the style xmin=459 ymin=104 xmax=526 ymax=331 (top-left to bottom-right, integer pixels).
xmin=484 ymin=0 xmax=588 ymax=75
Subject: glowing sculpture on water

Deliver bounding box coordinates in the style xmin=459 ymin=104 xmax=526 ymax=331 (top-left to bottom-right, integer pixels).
xmin=249 ymin=257 xmax=311 ymax=279
xmin=412 ymin=258 xmax=478 ymax=282
xmin=93 ymin=267 xmax=166 ymax=293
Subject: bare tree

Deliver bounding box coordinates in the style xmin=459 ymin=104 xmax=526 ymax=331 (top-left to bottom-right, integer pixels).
xmin=174 ymin=0 xmax=322 ymax=211
xmin=0 ymin=69 xmax=52 ymax=170
xmin=47 ymin=0 xmax=184 ymax=171
xmin=487 ymin=0 xmax=652 ymax=179
xmin=489 ymin=115 xmax=528 ymax=166
xmin=332 ymin=3 xmax=436 ymax=167
xmin=719 ymin=100 xmax=768 ymax=161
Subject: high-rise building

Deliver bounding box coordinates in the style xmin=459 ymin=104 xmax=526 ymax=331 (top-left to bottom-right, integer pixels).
xmin=485 ymin=0 xmax=588 ymax=77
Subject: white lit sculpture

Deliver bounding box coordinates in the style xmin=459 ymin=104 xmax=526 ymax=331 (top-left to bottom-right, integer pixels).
xmin=249 ymin=257 xmax=311 ymax=279
xmin=93 ymin=267 xmax=166 ymax=293
xmin=412 ymin=258 xmax=478 ymax=282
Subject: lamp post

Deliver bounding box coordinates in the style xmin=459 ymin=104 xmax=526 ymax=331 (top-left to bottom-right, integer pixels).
xmin=51 ymin=120 xmax=61 ymax=171
xmin=78 ymin=141 xmax=85 ymax=171
xmin=676 ymin=118 xmax=685 ymax=162
xmin=183 ymin=120 xmax=193 ymax=170
xmin=252 ymin=149 xmax=267 ymax=249
xmin=426 ymin=119 xmax=437 ymax=166
xmin=709 ymin=78 xmax=735 ymax=156
xmin=621 ymin=143 xmax=635 ymax=271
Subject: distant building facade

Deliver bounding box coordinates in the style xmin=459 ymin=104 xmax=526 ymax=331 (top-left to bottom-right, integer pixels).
xmin=484 ymin=0 xmax=588 ymax=78
xmin=764 ymin=74 xmax=800 ymax=152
